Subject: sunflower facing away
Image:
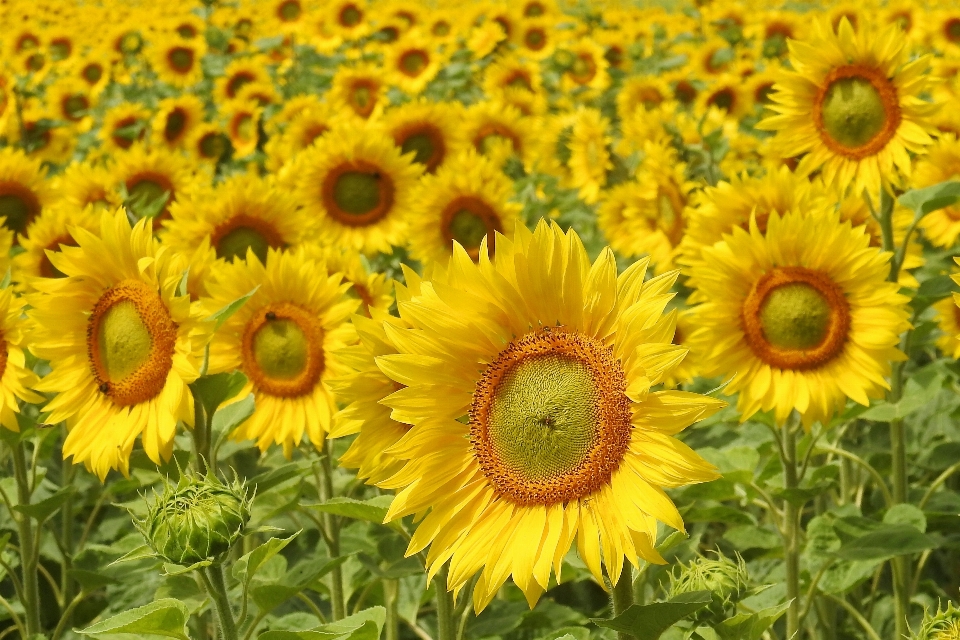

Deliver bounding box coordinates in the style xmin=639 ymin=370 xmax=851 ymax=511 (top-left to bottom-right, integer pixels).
xmin=29 ymin=210 xmax=210 ymax=479
xmin=687 ymin=209 xmax=910 ymax=428
xmin=203 ymin=249 xmax=358 ymax=457
xmin=758 ymin=18 xmax=937 ymax=196
xmin=370 ymin=221 xmax=724 ymax=611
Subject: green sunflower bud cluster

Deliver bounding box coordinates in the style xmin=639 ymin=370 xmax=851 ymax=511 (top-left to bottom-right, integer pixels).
xmin=668 ymin=551 xmax=749 ymax=610
xmin=914 ymin=603 xmax=960 ymax=640
xmin=135 ymin=471 xmax=251 ymax=566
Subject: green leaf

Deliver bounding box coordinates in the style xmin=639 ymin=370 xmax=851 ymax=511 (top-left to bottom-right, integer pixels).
xmin=206 ymin=286 xmax=259 ymax=331
xmin=884 ymin=504 xmax=927 ymax=533
xmin=715 ymin=602 xmax=790 ymax=640
xmin=108 ymin=544 xmax=157 ymax=567
xmin=537 ymin=630 xmax=589 ymax=640
xmin=77 ymin=598 xmax=190 ymax=640
xmin=190 ymin=370 xmax=249 ymax=417
xmin=233 ymin=531 xmax=300 ymax=591
xmin=14 ymin=486 xmax=75 ymax=523
xmin=177 ymin=268 xmax=190 ymax=298
xmin=258 ymin=607 xmax=386 ymax=640
xmin=248 ymin=460 xmax=313 ymax=494
xmin=833 ymin=524 xmax=941 ymax=561
xmin=723 ymin=525 xmax=781 ymax=551
xmin=306 ymin=496 xmax=398 ymax=528
xmin=212 ymin=393 xmax=255 ymax=437
xmin=162 ymin=559 xmax=212 ymax=576
xmin=898 ymin=180 xmax=960 ymax=216
xmin=860 ymin=371 xmax=944 ymax=421
xmin=251 ymin=555 xmax=352 ymax=614
xmin=68 ymin=569 xmax=119 ymax=591
xmin=591 ymin=591 xmax=712 ymax=639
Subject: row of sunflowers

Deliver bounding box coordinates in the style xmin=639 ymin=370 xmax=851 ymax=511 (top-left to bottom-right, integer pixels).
xmin=3 ymin=0 xmax=960 ymax=639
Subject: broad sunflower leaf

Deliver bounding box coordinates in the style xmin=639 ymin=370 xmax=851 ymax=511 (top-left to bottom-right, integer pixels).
xmin=14 ymin=486 xmax=75 ymax=523
xmin=211 ymin=393 xmax=255 ymax=440
xmin=258 ymin=606 xmax=386 ymax=640
xmin=715 ymin=602 xmax=790 ymax=640
xmin=233 ymin=530 xmax=300 ymax=590
xmin=305 ymin=495 xmax=401 ymax=530
xmin=832 ymin=524 xmax=941 ymax=561
xmin=77 ymin=597 xmax=190 ymax=640
xmin=591 ymin=591 xmax=712 ymax=639
xmin=898 ymin=180 xmax=960 ymax=217
xmin=190 ymin=370 xmax=249 ymax=416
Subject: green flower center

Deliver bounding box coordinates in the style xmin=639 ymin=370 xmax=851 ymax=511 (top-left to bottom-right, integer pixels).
xmin=0 ymin=192 xmax=36 ymax=234
xmin=169 ymin=47 xmax=194 ymax=72
xmin=525 ymin=29 xmax=545 ymax=49
xmin=352 ymin=85 xmax=371 ymax=109
xmin=400 ymin=132 xmax=436 ymax=166
xmin=126 ymin=178 xmax=170 ymax=219
xmin=947 ymin=19 xmax=960 ymax=42
xmin=400 ymin=50 xmax=427 ymax=75
xmin=432 ymin=21 xmax=450 ymax=36
xmin=340 ymin=5 xmax=361 ymax=26
xmin=98 ymin=301 xmax=153 ymax=382
xmin=83 ymin=63 xmax=103 ymax=83
xmin=217 ymin=226 xmax=270 ymax=263
xmin=759 ymin=283 xmax=831 ymax=350
xmin=200 ymin=132 xmax=228 ymax=159
xmin=821 ymin=77 xmax=887 ymax=148
xmin=448 ymin=209 xmax=490 ymax=252
xmin=333 ymin=171 xmax=381 ymax=215
xmin=165 ymin=109 xmax=187 ymax=142
xmin=253 ymin=319 xmax=308 ymax=380
xmin=50 ymin=40 xmax=71 ymax=61
xmin=279 ymin=0 xmax=301 ymax=21
xmin=487 ymin=354 xmax=598 ymax=482
xmin=64 ymin=95 xmax=88 ymax=120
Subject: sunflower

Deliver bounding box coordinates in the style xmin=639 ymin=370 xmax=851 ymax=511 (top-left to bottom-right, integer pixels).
xmin=456 ymin=100 xmax=535 ymax=170
xmin=214 ymin=56 xmax=271 ymax=103
xmin=514 ymin=18 xmax=557 ymax=60
xmin=187 ymin=123 xmax=231 ymax=165
xmin=696 ymin=74 xmax=750 ymax=119
xmin=408 ymin=149 xmax=521 ymax=264
xmin=164 ymin=173 xmax=313 ymax=262
xmin=203 ymin=249 xmax=358 ymax=457
xmin=149 ymin=35 xmax=206 ymax=88
xmin=265 ymin=102 xmax=342 ymax=172
xmin=381 ymin=99 xmax=461 ymax=175
xmin=69 ymin=46 xmax=111 ymax=97
xmin=687 ymin=209 xmax=910 ymax=428
xmin=0 ymin=147 xmax=54 ymax=239
xmin=757 ymin=18 xmax=938 ymax=197
xmin=99 ymin=103 xmax=151 ymax=154
xmin=328 ymin=0 xmax=369 ymax=40
xmin=111 ymin=144 xmax=203 ymax=225
xmin=329 ymin=63 xmax=388 ymax=121
xmin=538 ymin=109 xmax=612 ymax=205
xmin=466 ymin=19 xmax=507 ymax=60
xmin=836 ymin=193 xmax=923 ymax=288
xmin=47 ymin=77 xmax=95 ymax=132
xmin=616 ymin=76 xmax=673 ymax=122
xmin=558 ymin=38 xmax=610 ymax=97
xmin=293 ymin=125 xmax=422 ymax=255
xmin=369 ymin=221 xmax=723 ymax=611
xmin=13 ymin=204 xmax=100 ymax=285
xmin=53 ymin=160 xmax=120 ymax=211
xmin=28 ymin=210 xmax=209 ymax=479
xmin=915 ymin=135 xmax=960 ymax=248
xmin=224 ymin=100 xmax=262 ymax=159
xmin=385 ymin=33 xmax=443 ymax=95
xmin=152 ymin=95 xmax=205 ymax=149
xmin=302 ymin=245 xmax=395 ymax=319
xmin=483 ymin=55 xmax=543 ymax=98
xmin=14 ymin=103 xmax=75 ymax=165
xmin=936 ymin=289 xmax=960 ymax=358
xmin=0 ymin=285 xmax=42 ymax=431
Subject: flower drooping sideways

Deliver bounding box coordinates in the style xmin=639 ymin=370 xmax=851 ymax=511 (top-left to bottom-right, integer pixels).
xmin=29 ymin=210 xmax=210 ymax=479
xmin=758 ymin=18 xmax=937 ymax=196
xmin=687 ymin=209 xmax=911 ymax=428
xmin=373 ymin=222 xmax=724 ymax=612
xmin=135 ymin=471 xmax=251 ymax=566
xmin=203 ymin=249 xmax=359 ymax=457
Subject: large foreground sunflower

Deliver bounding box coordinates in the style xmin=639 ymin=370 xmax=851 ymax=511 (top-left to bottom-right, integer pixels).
xmin=203 ymin=249 xmax=358 ymax=456
xmin=758 ymin=18 xmax=937 ymax=196
xmin=687 ymin=209 xmax=910 ymax=427
xmin=373 ymin=221 xmax=724 ymax=611
xmin=29 ymin=210 xmax=209 ymax=479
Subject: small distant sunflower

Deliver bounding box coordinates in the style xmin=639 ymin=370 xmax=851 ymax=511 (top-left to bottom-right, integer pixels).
xmin=224 ymin=100 xmax=262 ymax=159
xmin=381 ymin=99 xmax=461 ymax=174
xmin=385 ymin=33 xmax=442 ymax=95
xmin=329 ymin=64 xmax=387 ymax=120
xmin=688 ymin=209 xmax=910 ymax=427
xmin=152 ymin=95 xmax=206 ymax=149
xmin=264 ymin=102 xmax=342 ymax=172
xmin=54 ymin=160 xmax=121 ymax=211
xmin=29 ymin=210 xmax=209 ymax=479
xmin=0 ymin=285 xmax=42 ymax=431
xmin=13 ymin=204 xmax=100 ymax=285
xmin=214 ymin=57 xmax=271 ymax=103
xmin=758 ymin=18 xmax=938 ymax=196
xmin=373 ymin=221 xmax=724 ymax=611
xmin=149 ymin=36 xmax=206 ymax=88
xmin=328 ymin=0 xmax=369 ymax=40
xmin=616 ymin=76 xmax=672 ymax=122
xmin=294 ymin=126 xmax=422 ymax=254
xmin=558 ymin=38 xmax=610 ymax=97
xmin=112 ymin=144 xmax=202 ymax=225
xmin=467 ymin=20 xmax=507 ymax=60
xmin=47 ymin=78 xmax=95 ymax=131
xmin=164 ymin=173 xmax=312 ymax=262
xmin=539 ymin=109 xmax=612 ymax=204
xmin=514 ymin=18 xmax=557 ymax=60
xmin=456 ymin=100 xmax=535 ymax=169
xmin=696 ymin=75 xmax=750 ymax=118
xmin=915 ymin=135 xmax=960 ymax=248
xmin=203 ymin=249 xmax=358 ymax=457
xmin=100 ymin=103 xmax=151 ymax=154
xmin=187 ymin=123 xmax=231 ymax=165
xmin=483 ymin=55 xmax=543 ymax=97
xmin=69 ymin=47 xmax=111 ymax=97
xmin=0 ymin=147 xmax=54 ymax=239
xmin=407 ymin=150 xmax=521 ymax=264
xmin=303 ymin=245 xmax=395 ymax=318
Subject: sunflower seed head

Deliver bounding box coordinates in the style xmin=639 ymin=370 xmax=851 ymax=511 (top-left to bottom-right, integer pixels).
xmin=134 ymin=471 xmax=250 ymax=566
xmin=914 ymin=602 xmax=960 ymax=640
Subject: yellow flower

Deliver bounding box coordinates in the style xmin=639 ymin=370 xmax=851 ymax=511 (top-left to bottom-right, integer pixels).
xmin=13 ymin=203 xmax=99 ymax=286
xmin=0 ymin=286 xmax=42 ymax=431
xmin=373 ymin=221 xmax=723 ymax=611
xmin=328 ymin=63 xmax=388 ymax=121
xmin=687 ymin=209 xmax=910 ymax=428
xmin=149 ymin=35 xmax=206 ymax=88
xmin=203 ymin=249 xmax=358 ymax=457
xmin=152 ymin=95 xmax=206 ymax=149
xmin=758 ymin=18 xmax=938 ymax=196
xmin=915 ymin=135 xmax=960 ymax=248
xmin=111 ymin=144 xmax=203 ymax=227
xmin=29 ymin=210 xmax=209 ymax=479
xmin=384 ymin=32 xmax=444 ymax=95
xmin=0 ymin=147 xmax=54 ymax=239
xmin=380 ymin=99 xmax=462 ymax=175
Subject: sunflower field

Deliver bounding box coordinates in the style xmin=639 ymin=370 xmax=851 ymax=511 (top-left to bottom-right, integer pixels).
xmin=7 ymin=0 xmax=960 ymax=639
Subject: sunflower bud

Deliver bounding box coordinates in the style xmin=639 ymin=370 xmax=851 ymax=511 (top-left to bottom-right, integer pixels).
xmin=135 ymin=472 xmax=250 ymax=566
xmin=914 ymin=603 xmax=960 ymax=640
xmin=668 ymin=551 xmax=749 ymax=609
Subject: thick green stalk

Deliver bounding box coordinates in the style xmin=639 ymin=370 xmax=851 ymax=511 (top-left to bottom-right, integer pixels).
xmin=384 ymin=579 xmax=399 ymax=640
xmin=611 ymin=564 xmax=636 ymax=640
xmin=782 ymin=418 xmax=800 ymax=640
xmin=319 ymin=440 xmax=345 ymax=620
xmin=12 ymin=440 xmax=41 ymax=636
xmin=434 ymin=567 xmax=455 ymax=640
xmin=878 ymin=187 xmax=911 ymax=638
xmin=192 ymin=393 xmax=210 ymax=475
xmin=202 ymin=565 xmax=238 ymax=640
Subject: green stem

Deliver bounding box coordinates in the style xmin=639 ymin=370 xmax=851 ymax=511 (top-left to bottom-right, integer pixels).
xmin=434 ymin=567 xmax=455 ymax=640
xmin=319 ymin=440 xmax=345 ymax=621
xmin=192 ymin=392 xmax=210 ymax=475
xmin=202 ymin=565 xmax=238 ymax=640
xmin=384 ymin=579 xmax=399 ymax=640
xmin=611 ymin=564 xmax=636 ymax=640
xmin=782 ymin=416 xmax=800 ymax=640
xmin=879 ymin=187 xmax=911 ymax=639
xmin=12 ymin=439 xmax=41 ymax=636
xmin=60 ymin=454 xmax=76 ymax=627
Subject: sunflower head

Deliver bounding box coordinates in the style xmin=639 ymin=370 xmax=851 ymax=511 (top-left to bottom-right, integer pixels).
xmin=136 ymin=471 xmax=251 ymax=566
xmin=668 ymin=552 xmax=749 ymax=611
xmin=914 ymin=603 xmax=960 ymax=640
